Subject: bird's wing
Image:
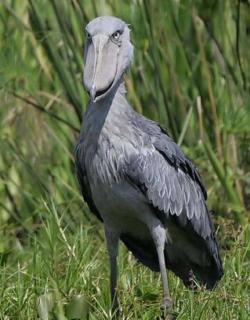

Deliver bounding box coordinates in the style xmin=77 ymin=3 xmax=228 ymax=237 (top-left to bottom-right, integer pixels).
xmin=74 ymin=141 xmax=103 ymax=222
xmin=126 ymin=121 xmax=223 ymax=286
xmin=127 ymin=119 xmax=212 ymax=239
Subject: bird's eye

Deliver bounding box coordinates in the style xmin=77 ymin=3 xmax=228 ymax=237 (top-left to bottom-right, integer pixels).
xmin=111 ymin=31 xmax=121 ymax=41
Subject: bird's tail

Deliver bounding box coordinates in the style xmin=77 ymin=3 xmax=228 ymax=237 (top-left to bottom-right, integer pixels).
xmin=121 ymin=228 xmax=223 ymax=290
xmin=164 ymin=232 xmax=223 ymax=289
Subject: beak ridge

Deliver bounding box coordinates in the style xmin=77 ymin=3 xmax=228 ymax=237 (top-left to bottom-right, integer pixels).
xmin=90 ymin=35 xmax=109 ymax=101
xmin=84 ymin=33 xmax=118 ymax=102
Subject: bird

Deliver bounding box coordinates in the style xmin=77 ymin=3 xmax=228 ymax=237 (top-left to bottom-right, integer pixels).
xmin=74 ymin=15 xmax=223 ymax=317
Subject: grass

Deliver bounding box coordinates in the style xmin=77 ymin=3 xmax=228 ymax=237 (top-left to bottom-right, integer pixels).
xmin=0 ymin=0 xmax=250 ymax=319
xmin=0 ymin=201 xmax=249 ymax=319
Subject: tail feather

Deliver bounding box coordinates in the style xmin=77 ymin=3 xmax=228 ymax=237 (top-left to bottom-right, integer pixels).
xmin=121 ymin=229 xmax=223 ymax=289
xmin=164 ymin=229 xmax=223 ymax=289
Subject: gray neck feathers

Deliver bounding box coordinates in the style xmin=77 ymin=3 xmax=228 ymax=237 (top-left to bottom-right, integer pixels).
xmin=82 ymin=80 xmax=144 ymax=185
xmin=83 ymin=79 xmax=133 ymax=143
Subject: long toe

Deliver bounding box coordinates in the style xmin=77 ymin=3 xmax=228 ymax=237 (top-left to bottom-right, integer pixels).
xmin=159 ymin=309 xmax=176 ymax=320
xmin=156 ymin=311 xmax=176 ymax=320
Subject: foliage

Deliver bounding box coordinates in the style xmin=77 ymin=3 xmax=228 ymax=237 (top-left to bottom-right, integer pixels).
xmin=0 ymin=0 xmax=250 ymax=319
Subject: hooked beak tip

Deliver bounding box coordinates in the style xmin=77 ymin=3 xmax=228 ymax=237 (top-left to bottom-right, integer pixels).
xmin=90 ymin=85 xmax=96 ymax=101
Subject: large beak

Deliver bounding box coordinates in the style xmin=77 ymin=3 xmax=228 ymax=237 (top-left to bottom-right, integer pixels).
xmin=84 ymin=34 xmax=118 ymax=101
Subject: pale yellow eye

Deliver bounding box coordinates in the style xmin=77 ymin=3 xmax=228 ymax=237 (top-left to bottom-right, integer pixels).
xmin=112 ymin=31 xmax=121 ymax=41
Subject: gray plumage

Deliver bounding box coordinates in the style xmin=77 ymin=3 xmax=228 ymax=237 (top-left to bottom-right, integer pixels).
xmin=75 ymin=16 xmax=223 ymax=315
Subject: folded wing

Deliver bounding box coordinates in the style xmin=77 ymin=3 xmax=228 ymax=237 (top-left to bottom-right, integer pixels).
xmin=126 ymin=120 xmax=223 ymax=288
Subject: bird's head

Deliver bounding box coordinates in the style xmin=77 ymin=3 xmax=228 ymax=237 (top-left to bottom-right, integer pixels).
xmin=83 ymin=16 xmax=133 ymax=102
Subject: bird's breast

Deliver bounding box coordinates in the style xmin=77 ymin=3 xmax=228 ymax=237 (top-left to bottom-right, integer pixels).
xmin=84 ymin=124 xmax=139 ymax=186
xmin=84 ymin=138 xmax=121 ymax=186
xmin=90 ymin=180 xmax=152 ymax=238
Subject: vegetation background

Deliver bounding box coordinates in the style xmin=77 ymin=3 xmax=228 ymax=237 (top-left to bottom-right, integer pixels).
xmin=0 ymin=0 xmax=249 ymax=319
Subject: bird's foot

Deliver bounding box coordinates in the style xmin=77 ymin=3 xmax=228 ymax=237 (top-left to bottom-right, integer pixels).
xmin=160 ymin=297 xmax=174 ymax=320
xmin=156 ymin=311 xmax=176 ymax=320
xmin=158 ymin=310 xmax=176 ymax=320
xmin=161 ymin=296 xmax=172 ymax=310
xmin=160 ymin=313 xmax=175 ymax=320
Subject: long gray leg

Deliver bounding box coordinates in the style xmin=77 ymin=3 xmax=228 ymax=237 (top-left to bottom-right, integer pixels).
xmin=150 ymin=222 xmax=172 ymax=311
xmin=104 ymin=226 xmax=120 ymax=317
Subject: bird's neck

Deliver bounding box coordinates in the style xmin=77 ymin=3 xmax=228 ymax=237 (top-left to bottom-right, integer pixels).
xmin=82 ymin=79 xmax=140 ymax=185
xmin=84 ymin=79 xmax=132 ymax=133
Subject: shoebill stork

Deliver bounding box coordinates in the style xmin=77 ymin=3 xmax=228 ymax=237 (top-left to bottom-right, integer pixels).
xmin=75 ymin=16 xmax=223 ymax=315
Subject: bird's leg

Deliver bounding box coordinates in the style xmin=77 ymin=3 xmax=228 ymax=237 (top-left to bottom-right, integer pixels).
xmin=150 ymin=223 xmax=172 ymax=311
xmin=104 ymin=226 xmax=120 ymax=318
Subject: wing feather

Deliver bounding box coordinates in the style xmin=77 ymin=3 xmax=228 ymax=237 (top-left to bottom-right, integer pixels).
xmin=127 ymin=119 xmax=223 ymax=286
xmin=127 ymin=143 xmax=223 ymax=287
xmin=127 ymin=150 xmax=211 ymax=238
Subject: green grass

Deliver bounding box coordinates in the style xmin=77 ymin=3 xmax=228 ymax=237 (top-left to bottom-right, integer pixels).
xmin=0 ymin=201 xmax=249 ymax=319
xmin=1 ymin=0 xmax=250 ymax=319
